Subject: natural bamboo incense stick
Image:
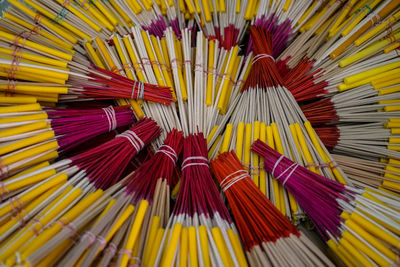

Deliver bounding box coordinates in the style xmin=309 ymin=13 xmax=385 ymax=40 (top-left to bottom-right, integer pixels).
xmin=332 ymin=154 xmax=400 ymax=191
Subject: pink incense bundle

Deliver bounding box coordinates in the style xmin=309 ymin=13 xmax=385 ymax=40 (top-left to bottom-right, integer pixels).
xmin=46 ymin=105 xmax=134 ymax=152
xmin=154 ymin=133 xmax=247 ymax=267
xmin=71 ymin=66 xmax=174 ymax=105
xmin=252 ymin=140 xmax=400 ymax=266
xmin=211 ymin=151 xmax=334 ymax=267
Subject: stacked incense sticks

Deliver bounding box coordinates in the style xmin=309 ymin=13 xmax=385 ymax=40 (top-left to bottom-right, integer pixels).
xmin=0 ymin=0 xmax=400 ymax=266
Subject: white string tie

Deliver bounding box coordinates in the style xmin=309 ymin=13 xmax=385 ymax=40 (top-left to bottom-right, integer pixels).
xmin=131 ymin=81 xmax=145 ymax=100
xmin=181 ymin=156 xmax=208 ymax=171
xmin=117 ymin=130 xmax=144 ymax=152
xmin=272 ymin=155 xmax=284 ymax=177
xmin=156 ymin=144 xmax=178 ymax=164
xmin=222 ymin=172 xmax=249 ymax=192
xmin=220 ymin=169 xmax=247 ymax=189
xmin=275 ymin=162 xmax=299 ymax=186
xmin=253 ymin=54 xmax=275 ymax=64
xmin=102 ymin=106 xmax=117 ymax=131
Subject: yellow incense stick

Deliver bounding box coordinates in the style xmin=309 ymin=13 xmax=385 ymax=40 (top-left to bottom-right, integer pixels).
xmin=119 ymin=200 xmax=148 ymax=267
xmin=161 ymin=223 xmax=183 ymax=267
xmin=341 ymin=0 xmax=383 ymax=37
xmin=0 ymin=31 xmax=72 ymax=61
xmin=0 ymin=94 xmax=37 ymax=104
xmin=0 ymin=47 xmax=67 ymax=68
xmin=2 ymin=12 xmax=74 ymax=50
xmin=8 ymin=0 xmax=78 ymax=44
xmin=75 ymin=0 xmax=114 ymax=31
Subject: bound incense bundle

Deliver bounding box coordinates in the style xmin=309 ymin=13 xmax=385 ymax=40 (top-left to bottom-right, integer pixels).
xmin=332 ymin=154 xmax=400 ymax=192
xmin=0 ymin=118 xmax=160 ymax=265
xmin=22 ymin=177 xmax=130 ymax=267
xmin=0 ymin=57 xmax=174 ymax=105
xmin=65 ymin=65 xmax=174 ymax=105
xmin=211 ymin=151 xmax=334 ymax=267
xmin=113 ymin=129 xmax=183 ymax=267
xmin=251 ymin=14 xmax=294 ymax=58
xmin=23 ymin=129 xmax=183 ymax=267
xmin=253 ymin=140 xmax=400 ymax=267
xmin=313 ymin=122 xmax=400 ymax=161
xmin=0 ymin=105 xmax=135 ymax=178
xmin=155 ymin=133 xmax=247 ymax=267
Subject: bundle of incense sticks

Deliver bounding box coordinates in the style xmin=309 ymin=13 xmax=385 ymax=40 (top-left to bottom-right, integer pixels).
xmin=19 ymin=129 xmax=182 ymax=266
xmin=0 ymin=118 xmax=159 ymax=265
xmin=253 ymin=140 xmax=400 ymax=267
xmin=154 ymin=133 xmax=247 ymax=267
xmin=332 ymin=154 xmax=400 ymax=192
xmin=0 ymin=104 xmax=134 ymax=178
xmin=211 ymin=151 xmax=334 ymax=267
xmin=214 ymin=25 xmax=349 ymax=221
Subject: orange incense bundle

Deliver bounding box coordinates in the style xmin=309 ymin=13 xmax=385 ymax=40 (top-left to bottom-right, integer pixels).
xmin=211 ymin=151 xmax=334 ymax=267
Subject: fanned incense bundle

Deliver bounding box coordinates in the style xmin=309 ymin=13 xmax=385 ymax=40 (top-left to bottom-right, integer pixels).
xmin=24 ymin=129 xmax=182 ymax=267
xmin=253 ymin=140 xmax=400 ymax=267
xmin=0 ymin=105 xmax=134 ymax=178
xmin=0 ymin=118 xmax=159 ymax=265
xmin=211 ymin=151 xmax=334 ymax=267
xmin=154 ymin=133 xmax=247 ymax=267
